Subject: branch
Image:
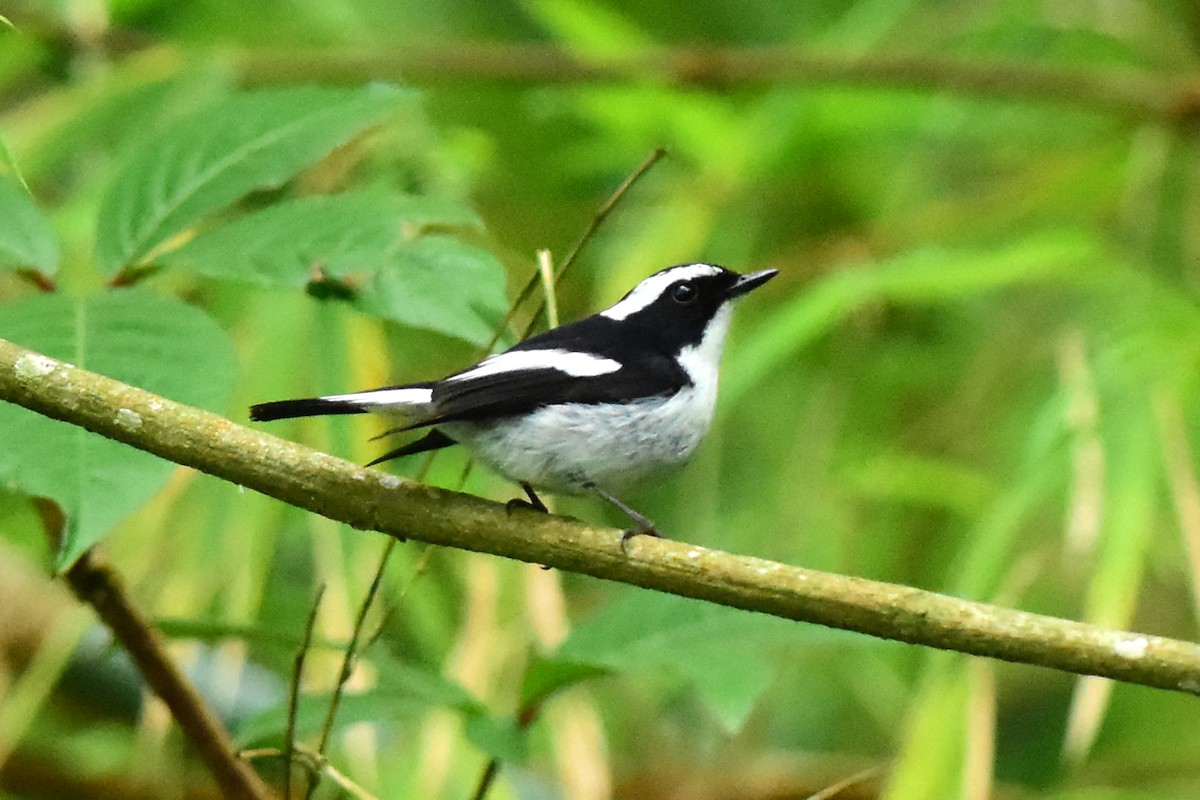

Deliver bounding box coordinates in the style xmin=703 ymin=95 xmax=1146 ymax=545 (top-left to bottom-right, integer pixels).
xmin=3 ymin=336 xmax=1200 ymax=696
xmin=63 ymin=550 xmax=276 ymax=800
xmin=237 ymin=43 xmax=1200 ymax=125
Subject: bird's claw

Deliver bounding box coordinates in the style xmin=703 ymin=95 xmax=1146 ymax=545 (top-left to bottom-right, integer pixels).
xmin=619 ymin=524 xmax=662 ymax=554
xmin=506 ymin=497 xmax=548 ymax=515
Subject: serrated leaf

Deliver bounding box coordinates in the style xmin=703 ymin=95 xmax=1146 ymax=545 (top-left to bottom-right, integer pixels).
xmin=19 ymin=67 xmax=233 ymax=183
xmin=163 ymin=189 xmax=483 ymax=288
xmin=356 ymin=235 xmax=508 ymax=345
xmin=0 ymin=175 xmax=58 ymax=274
xmin=0 ymin=289 xmax=235 ymax=569
xmin=95 ymin=84 xmax=415 ymax=274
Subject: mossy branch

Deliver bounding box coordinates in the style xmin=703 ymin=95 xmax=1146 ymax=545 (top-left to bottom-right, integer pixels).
xmin=3 ymin=336 xmax=1200 ymax=698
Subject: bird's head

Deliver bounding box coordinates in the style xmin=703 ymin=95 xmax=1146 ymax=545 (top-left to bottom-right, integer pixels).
xmin=600 ymin=263 xmax=777 ymax=354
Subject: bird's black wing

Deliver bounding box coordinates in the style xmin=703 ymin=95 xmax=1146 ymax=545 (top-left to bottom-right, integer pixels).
xmin=422 ymin=353 xmax=688 ymax=427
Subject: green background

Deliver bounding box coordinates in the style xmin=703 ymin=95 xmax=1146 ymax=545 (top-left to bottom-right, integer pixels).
xmin=2 ymin=1 xmax=1200 ymax=798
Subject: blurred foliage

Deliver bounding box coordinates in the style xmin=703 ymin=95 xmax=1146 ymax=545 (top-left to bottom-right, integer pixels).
xmin=3 ymin=1 xmax=1200 ymax=799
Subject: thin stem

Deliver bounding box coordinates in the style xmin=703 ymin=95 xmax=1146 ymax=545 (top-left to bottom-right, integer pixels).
xmin=469 ymin=758 xmax=501 ymax=800
xmin=521 ymin=147 xmax=667 ymax=340
xmin=535 ymin=249 xmax=558 ymax=330
xmin=804 ymin=763 xmax=888 ymax=800
xmin=483 ymin=146 xmax=666 ymax=352
xmin=286 ymin=586 xmax=324 ymax=800
xmin=305 ymin=540 xmax=394 ymax=800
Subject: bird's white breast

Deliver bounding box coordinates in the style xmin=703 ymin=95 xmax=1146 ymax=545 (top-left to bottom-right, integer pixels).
xmin=443 ymin=386 xmax=716 ymax=494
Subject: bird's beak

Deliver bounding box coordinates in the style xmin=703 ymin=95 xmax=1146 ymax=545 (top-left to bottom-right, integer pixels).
xmin=728 ymin=269 xmax=778 ymax=298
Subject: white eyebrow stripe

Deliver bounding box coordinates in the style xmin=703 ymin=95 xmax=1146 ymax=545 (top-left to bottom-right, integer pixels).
xmin=600 ymin=264 xmax=723 ymax=321
xmin=446 ymin=349 xmax=621 ymax=382
xmin=322 ymin=387 xmax=433 ymax=407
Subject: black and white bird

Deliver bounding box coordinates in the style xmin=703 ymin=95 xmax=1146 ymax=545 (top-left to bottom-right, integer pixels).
xmin=251 ymin=263 xmax=777 ymax=546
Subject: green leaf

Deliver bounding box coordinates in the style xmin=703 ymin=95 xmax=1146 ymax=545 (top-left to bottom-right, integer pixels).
xmin=882 ymin=656 xmax=971 ymax=800
xmin=556 ymin=589 xmax=852 ymax=732
xmin=164 ymin=190 xmax=504 ymax=344
xmin=724 ymin=231 xmax=1105 ymax=410
xmin=519 ymin=657 xmax=611 ymax=710
xmin=845 ymin=451 xmax=996 ymax=519
xmin=234 ymin=652 xmax=527 ymax=759
xmin=524 ymin=0 xmax=655 ymax=55
xmin=163 ymin=189 xmax=483 ymax=288
xmin=94 ymin=84 xmax=415 ymax=274
xmin=1061 ymin=381 xmax=1159 ymax=763
xmin=375 ymin=653 xmax=530 ymax=760
xmin=372 ymin=651 xmax=484 ymax=711
xmin=0 ymin=134 xmax=25 ymax=185
xmin=235 ymin=692 xmax=407 ymax=747
xmin=19 ymin=67 xmax=233 ymax=183
xmin=0 ymin=289 xmax=235 ymax=569
xmin=355 ymin=235 xmax=509 ymax=345
xmin=1081 ymin=389 xmax=1157 ymax=628
xmin=0 ymin=175 xmax=58 ymax=275
xmin=464 ymin=713 xmax=528 ymax=763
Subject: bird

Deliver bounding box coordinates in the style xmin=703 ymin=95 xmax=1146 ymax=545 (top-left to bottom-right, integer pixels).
xmin=250 ymin=263 xmax=777 ymax=547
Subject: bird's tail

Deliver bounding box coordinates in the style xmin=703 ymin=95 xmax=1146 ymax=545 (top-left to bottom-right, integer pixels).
xmin=250 ymin=385 xmax=436 ymax=423
xmin=250 ymin=397 xmax=365 ymax=421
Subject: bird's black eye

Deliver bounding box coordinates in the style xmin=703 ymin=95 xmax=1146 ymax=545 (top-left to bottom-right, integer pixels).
xmin=672 ymin=283 xmax=698 ymax=304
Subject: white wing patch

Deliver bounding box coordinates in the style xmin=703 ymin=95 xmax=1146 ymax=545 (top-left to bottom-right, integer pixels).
xmin=600 ymin=263 xmax=723 ymax=321
xmin=322 ymin=387 xmax=434 ymax=407
xmin=446 ymin=349 xmax=621 ymax=382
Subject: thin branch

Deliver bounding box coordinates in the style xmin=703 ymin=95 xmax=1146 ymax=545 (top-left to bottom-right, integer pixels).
xmin=305 ymin=543 xmax=390 ymax=800
xmin=554 ymin=147 xmax=668 ymax=281
xmin=62 ymin=549 xmax=276 ymax=800
xmin=484 ymin=146 xmax=666 ymax=352
xmin=236 ymin=44 xmax=1200 ymax=125
xmin=535 ymin=249 xmax=558 ymax=330
xmin=522 ymin=147 xmax=667 ymax=340
xmin=243 ymin=746 xmax=377 ymax=800
xmin=287 ymin=586 xmax=324 ymax=800
xmin=804 ymin=763 xmax=887 ymax=800
xmin=470 ymin=758 xmax=501 ymax=800
xmin=3 ymin=337 xmax=1200 ymax=696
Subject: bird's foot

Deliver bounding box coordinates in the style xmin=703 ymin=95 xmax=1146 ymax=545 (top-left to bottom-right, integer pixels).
xmin=619 ymin=524 xmax=663 ymax=554
xmin=507 ymin=482 xmax=549 ymax=514
xmin=506 ymin=497 xmax=547 ymax=514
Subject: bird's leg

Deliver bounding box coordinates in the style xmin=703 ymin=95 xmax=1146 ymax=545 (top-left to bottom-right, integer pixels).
xmin=506 ymin=481 xmax=549 ymax=514
xmin=585 ymin=484 xmax=662 ymax=552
